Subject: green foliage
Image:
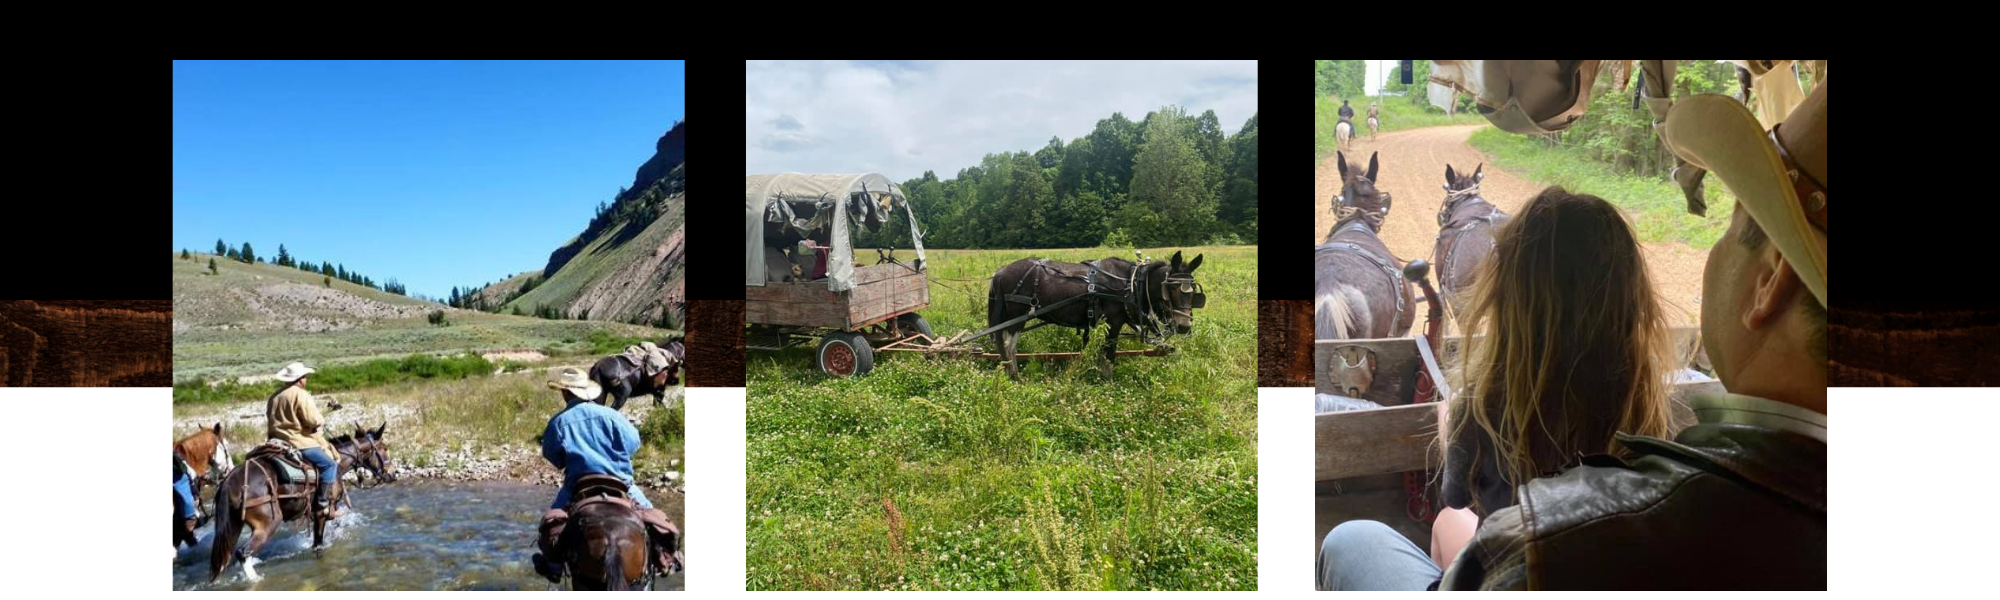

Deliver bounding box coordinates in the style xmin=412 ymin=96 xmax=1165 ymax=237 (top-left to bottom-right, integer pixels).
xmin=1316 ymin=60 xmax=1365 ymax=99
xmin=215 ymin=239 xmax=228 ymax=256
xmin=427 ymin=309 xmax=449 ymax=326
xmin=323 ymin=275 xmax=331 ymax=287
xmin=173 ymin=353 xmax=496 ymax=405
xmin=208 ymin=257 xmax=219 ymax=275
xmin=181 ymin=249 xmax=192 ymax=260
xmin=883 ymin=107 xmax=1252 ymax=251
xmin=1125 ymin=106 xmax=1217 ymax=246
xmin=239 ymin=242 xmax=255 ymax=264
xmin=639 ymin=402 xmax=686 ymax=449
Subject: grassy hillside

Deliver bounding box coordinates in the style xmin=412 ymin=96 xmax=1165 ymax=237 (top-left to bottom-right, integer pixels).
xmin=506 ymin=178 xmax=684 ymax=325
xmin=747 ymin=246 xmax=1257 ymax=590
xmin=172 ymin=253 xmax=672 ymax=382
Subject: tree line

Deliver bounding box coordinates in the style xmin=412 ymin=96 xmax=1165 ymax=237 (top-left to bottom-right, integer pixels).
xmin=186 ymin=238 xmax=408 ymax=296
xmin=851 ymin=105 xmax=1258 ymax=250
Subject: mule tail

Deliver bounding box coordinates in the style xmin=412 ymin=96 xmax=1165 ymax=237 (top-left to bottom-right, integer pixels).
xmin=207 ymin=480 xmax=242 ymax=582
xmin=605 ymin=536 xmax=633 ymax=590
xmin=1316 ymin=285 xmax=1360 ymax=339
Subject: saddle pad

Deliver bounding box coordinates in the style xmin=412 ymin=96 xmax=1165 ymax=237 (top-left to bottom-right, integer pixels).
xmin=273 ymin=459 xmax=310 ymax=484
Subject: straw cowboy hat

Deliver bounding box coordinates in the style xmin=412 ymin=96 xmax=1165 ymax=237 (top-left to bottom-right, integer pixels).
xmin=1659 ymin=78 xmax=1828 ymax=307
xmin=547 ymin=367 xmax=603 ymax=401
xmin=275 ymin=362 xmax=316 ymax=383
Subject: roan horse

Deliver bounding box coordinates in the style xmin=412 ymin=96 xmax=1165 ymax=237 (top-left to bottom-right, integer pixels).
xmin=986 ymin=250 xmax=1206 ymax=379
xmin=207 ymin=423 xmax=396 ymax=582
xmin=1432 ymin=163 xmax=1512 ymax=324
xmin=173 ymin=423 xmax=232 ymax=549
xmin=556 ymin=474 xmax=682 ymax=590
xmin=1316 ymin=151 xmax=1416 ymax=340
xmin=589 ymin=336 xmax=685 ymax=411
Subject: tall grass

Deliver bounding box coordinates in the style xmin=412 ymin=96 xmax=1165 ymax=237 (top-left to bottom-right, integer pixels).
xmin=746 ymin=246 xmax=1257 ymax=590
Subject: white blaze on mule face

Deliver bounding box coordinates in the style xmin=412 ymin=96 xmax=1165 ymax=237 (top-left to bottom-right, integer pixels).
xmin=211 ymin=439 xmax=232 ymax=476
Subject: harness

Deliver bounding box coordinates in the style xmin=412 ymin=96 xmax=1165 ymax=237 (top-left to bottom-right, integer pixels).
xmin=1323 ymin=220 xmax=1408 ymax=320
xmin=996 ymin=255 xmax=1202 ymax=345
xmin=1433 ymin=184 xmax=1508 ymax=299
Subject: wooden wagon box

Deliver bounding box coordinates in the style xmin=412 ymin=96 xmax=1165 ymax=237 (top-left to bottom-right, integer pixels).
xmin=746 ymin=264 xmax=929 ymax=331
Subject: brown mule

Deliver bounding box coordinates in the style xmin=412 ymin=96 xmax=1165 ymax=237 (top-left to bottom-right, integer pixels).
xmin=173 ymin=423 xmax=231 ymax=548
xmin=206 ymin=425 xmax=394 ymax=582
xmin=541 ymin=474 xmax=683 ymax=590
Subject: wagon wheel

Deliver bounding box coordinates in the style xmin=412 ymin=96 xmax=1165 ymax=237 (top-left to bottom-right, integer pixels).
xmin=816 ymin=332 xmax=875 ymax=378
xmin=896 ymin=313 xmax=933 ymax=340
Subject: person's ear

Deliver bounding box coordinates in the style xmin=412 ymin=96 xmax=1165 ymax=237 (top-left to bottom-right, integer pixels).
xmin=1743 ymin=244 xmax=1806 ymax=332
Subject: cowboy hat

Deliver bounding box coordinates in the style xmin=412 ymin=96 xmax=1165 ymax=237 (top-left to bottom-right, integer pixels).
xmin=1660 ymin=78 xmax=1827 ymax=307
xmin=274 ymin=362 xmax=316 ymax=382
xmin=547 ymin=367 xmax=603 ymax=401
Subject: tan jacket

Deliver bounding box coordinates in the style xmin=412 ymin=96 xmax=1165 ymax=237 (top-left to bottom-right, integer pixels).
xmin=266 ymin=384 xmax=330 ymax=449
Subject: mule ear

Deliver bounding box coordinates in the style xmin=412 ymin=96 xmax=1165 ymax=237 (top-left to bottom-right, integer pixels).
xmin=1445 ymin=164 xmax=1457 ymax=185
xmin=1170 ymin=250 xmax=1183 ymax=270
xmin=374 ymin=422 xmax=387 ymax=438
xmin=212 ymin=422 xmax=223 ymax=435
xmin=1336 ymin=152 xmax=1349 ymax=179
xmin=1366 ymin=152 xmax=1379 ymax=182
xmin=1474 ymin=163 xmax=1483 ymax=182
xmin=1187 ymin=254 xmax=1204 ymax=272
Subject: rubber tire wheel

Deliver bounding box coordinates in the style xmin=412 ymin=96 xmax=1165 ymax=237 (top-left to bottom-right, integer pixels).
xmin=816 ymin=332 xmax=875 ymax=378
xmin=896 ymin=313 xmax=934 ymax=340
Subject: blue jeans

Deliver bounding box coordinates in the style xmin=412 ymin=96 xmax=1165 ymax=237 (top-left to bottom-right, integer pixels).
xmin=300 ymin=447 xmax=340 ymax=501
xmin=173 ymin=471 xmax=198 ymax=521
xmin=1317 ymin=520 xmax=1441 ymax=591
xmin=551 ymin=477 xmax=652 ymax=510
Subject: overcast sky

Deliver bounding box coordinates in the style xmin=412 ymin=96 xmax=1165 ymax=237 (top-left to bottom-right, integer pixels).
xmin=745 ymin=61 xmax=1258 ymax=183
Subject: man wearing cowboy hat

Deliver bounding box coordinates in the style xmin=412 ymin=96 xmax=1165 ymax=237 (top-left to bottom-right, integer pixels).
xmin=1319 ymin=78 xmax=1827 ymax=590
xmin=266 ymin=361 xmax=342 ymax=517
xmin=531 ymin=367 xmax=682 ymax=582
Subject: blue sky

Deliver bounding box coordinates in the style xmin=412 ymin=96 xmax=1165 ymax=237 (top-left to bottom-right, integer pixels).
xmin=173 ymin=60 xmax=684 ymax=300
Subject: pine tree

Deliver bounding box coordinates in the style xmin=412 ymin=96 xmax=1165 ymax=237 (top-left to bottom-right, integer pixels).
xmin=181 ymin=249 xmax=191 ymax=260
xmin=215 ymin=239 xmax=227 ymax=256
xmin=277 ymin=244 xmax=291 ymax=268
xmin=208 ymin=258 xmax=219 ymax=275
xmin=240 ymin=242 xmax=256 ymax=264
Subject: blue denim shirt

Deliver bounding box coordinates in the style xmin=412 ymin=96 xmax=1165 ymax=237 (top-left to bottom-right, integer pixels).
xmin=542 ymin=400 xmax=644 ymax=507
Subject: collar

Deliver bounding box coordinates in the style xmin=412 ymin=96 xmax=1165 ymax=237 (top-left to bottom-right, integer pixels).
xmin=1689 ymin=393 xmax=1825 ymax=443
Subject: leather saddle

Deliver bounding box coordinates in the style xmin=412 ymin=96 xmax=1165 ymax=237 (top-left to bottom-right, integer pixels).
xmin=569 ymin=474 xmax=637 ymax=512
xmin=246 ymin=443 xmax=315 ymax=486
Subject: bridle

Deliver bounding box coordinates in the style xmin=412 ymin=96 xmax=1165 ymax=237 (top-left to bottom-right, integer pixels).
xmin=1338 ymin=174 xmax=1391 ymax=232
xmin=1438 ymin=180 xmax=1484 ymax=227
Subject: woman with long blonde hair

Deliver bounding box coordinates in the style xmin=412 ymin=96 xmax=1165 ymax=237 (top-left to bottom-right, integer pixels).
xmin=1429 ymin=186 xmax=1680 ymax=569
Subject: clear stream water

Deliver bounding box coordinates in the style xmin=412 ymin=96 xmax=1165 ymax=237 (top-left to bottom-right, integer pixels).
xmin=171 ymin=480 xmax=684 ymax=590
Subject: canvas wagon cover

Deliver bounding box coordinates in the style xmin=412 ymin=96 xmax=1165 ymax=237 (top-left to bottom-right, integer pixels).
xmin=746 ymin=173 xmax=915 ymax=291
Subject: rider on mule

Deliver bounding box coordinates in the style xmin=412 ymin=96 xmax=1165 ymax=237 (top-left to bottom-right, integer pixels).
xmin=173 ymin=454 xmax=200 ymax=545
xmin=266 ymin=362 xmax=340 ymax=518
xmin=532 ymin=367 xmax=680 ymax=582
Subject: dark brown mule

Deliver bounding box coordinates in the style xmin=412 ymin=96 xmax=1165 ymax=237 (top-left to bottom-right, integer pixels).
xmin=589 ymin=336 xmax=684 ymax=410
xmin=173 ymin=423 xmax=232 ymax=549
xmin=206 ymin=424 xmax=395 ymax=582
xmin=1432 ymin=163 xmax=1511 ymax=324
xmin=986 ymin=251 xmax=1206 ymax=378
xmin=558 ymin=474 xmax=681 ymax=590
xmin=1316 ymin=151 xmax=1415 ymax=339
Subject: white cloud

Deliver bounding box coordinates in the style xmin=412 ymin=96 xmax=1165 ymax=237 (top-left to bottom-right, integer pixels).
xmin=744 ymin=60 xmax=1258 ymax=182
